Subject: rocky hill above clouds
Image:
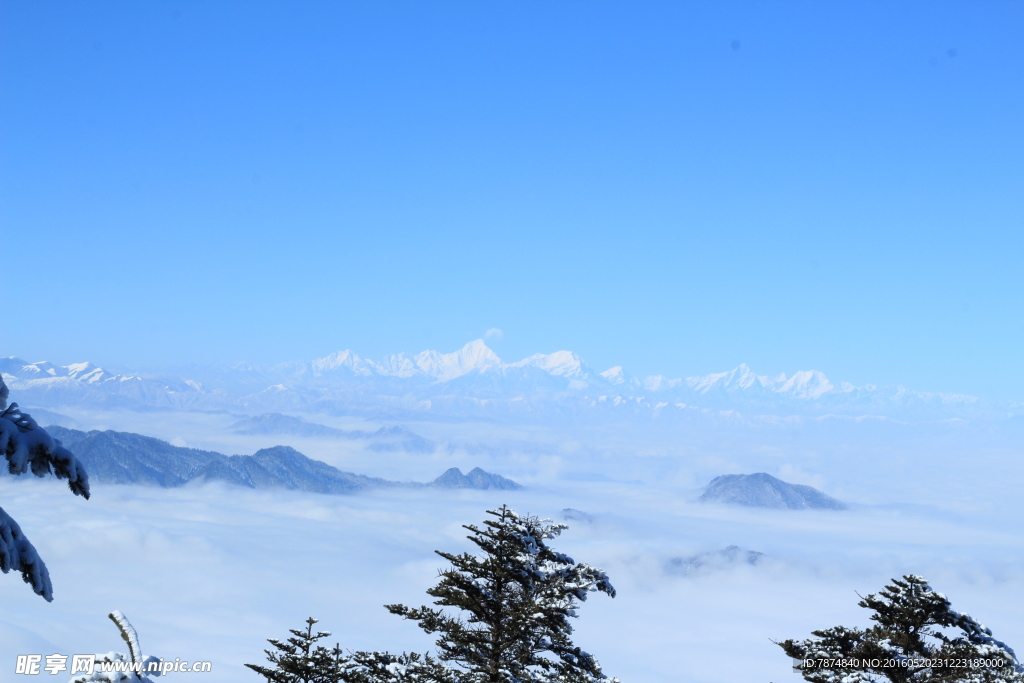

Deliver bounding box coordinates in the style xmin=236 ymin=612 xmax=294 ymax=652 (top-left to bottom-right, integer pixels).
xmin=699 ymin=473 xmax=847 ymax=510
xmin=433 ymin=466 xmax=521 ymax=490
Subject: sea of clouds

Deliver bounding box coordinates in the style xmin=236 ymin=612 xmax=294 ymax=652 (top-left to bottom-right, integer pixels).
xmin=2 ymin=400 xmax=1023 ymax=682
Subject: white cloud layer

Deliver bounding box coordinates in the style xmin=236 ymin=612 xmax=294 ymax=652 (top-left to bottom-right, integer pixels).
xmin=1 ymin=472 xmax=1022 ymax=682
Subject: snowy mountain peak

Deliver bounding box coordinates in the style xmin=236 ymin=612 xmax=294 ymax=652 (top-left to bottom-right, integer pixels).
xmin=414 ymin=339 xmax=502 ymax=381
xmin=600 ymin=366 xmax=626 ymax=385
xmin=64 ymin=362 xmax=113 ymax=383
xmin=643 ymin=375 xmax=682 ymax=391
xmin=307 ymin=342 xmax=589 ymax=382
xmin=776 ymin=370 xmax=834 ymax=398
xmin=311 ymin=350 xmax=371 ymax=376
xmin=5 ymin=359 xmax=63 ymax=377
xmin=4 ymin=348 xmax=987 ymax=420
xmin=687 ymin=364 xmax=770 ymax=393
xmin=683 ymin=364 xmax=837 ymax=399
xmin=0 ymin=358 xmax=118 ymax=383
xmin=31 ymin=361 xmax=62 ymax=376
xmin=718 ymin=363 xmax=772 ymax=390
xmin=372 ymin=352 xmax=419 ymax=378
xmin=512 ymin=350 xmax=585 ymax=377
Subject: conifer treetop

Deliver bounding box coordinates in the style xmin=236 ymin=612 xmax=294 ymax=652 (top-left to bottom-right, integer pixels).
xmin=387 ymin=505 xmax=618 ymax=683
xmin=779 ymin=574 xmax=1024 ymax=683
xmin=246 ymin=617 xmax=348 ymax=683
xmin=246 ymin=618 xmax=457 ymax=683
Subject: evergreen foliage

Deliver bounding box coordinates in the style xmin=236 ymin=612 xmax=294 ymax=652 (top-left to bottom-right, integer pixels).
xmin=246 ymin=618 xmax=348 ymax=683
xmin=779 ymin=574 xmax=1024 ymax=682
xmin=346 ymin=651 xmax=457 ymax=683
xmin=249 ymin=507 xmax=619 ymax=683
xmin=386 ymin=505 xmax=618 ymax=683
xmin=246 ymin=618 xmax=454 ymax=683
xmin=0 ymin=374 xmax=90 ymax=600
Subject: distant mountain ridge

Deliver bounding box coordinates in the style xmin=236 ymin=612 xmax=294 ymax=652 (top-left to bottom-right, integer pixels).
xmin=39 ymin=426 xmax=518 ymax=494
xmin=0 ymin=341 xmax=993 ymax=421
xmin=230 ymin=413 xmax=435 ymax=453
xmin=666 ymin=545 xmax=765 ymax=575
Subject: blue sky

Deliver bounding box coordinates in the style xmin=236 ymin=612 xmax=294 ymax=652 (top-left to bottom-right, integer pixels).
xmin=2 ymin=1 xmax=1022 ymax=399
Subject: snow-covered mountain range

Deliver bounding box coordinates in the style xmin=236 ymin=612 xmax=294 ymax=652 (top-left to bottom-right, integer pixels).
xmin=0 ymin=340 xmax=996 ymax=420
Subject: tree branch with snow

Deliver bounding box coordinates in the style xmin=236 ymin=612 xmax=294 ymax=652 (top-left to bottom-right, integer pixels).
xmin=0 ymin=373 xmax=90 ymax=600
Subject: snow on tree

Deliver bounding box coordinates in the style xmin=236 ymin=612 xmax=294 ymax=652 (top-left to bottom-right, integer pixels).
xmin=0 ymin=373 xmax=90 ymax=600
xmin=247 ymin=618 xmax=456 ymax=683
xmin=70 ymin=610 xmax=164 ymax=683
xmin=386 ymin=505 xmax=619 ymax=683
xmin=779 ymin=574 xmax=1024 ymax=682
xmin=345 ymin=650 xmax=457 ymax=683
xmin=247 ymin=617 xmax=352 ymax=683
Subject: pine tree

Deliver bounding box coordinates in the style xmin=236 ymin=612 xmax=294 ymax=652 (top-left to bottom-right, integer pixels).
xmin=386 ymin=505 xmax=618 ymax=683
xmin=779 ymin=574 xmax=1024 ymax=682
xmin=247 ymin=618 xmax=349 ymax=683
xmin=247 ymin=620 xmax=455 ymax=683
xmin=0 ymin=374 xmax=90 ymax=600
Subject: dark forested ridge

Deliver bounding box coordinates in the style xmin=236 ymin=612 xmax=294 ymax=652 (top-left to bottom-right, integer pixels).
xmin=43 ymin=426 xmax=518 ymax=493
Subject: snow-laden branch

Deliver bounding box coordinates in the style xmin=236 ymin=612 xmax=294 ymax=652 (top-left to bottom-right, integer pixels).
xmin=0 ymin=504 xmax=51 ymax=600
xmin=70 ymin=611 xmax=163 ymax=683
xmin=0 ymin=374 xmax=90 ymax=600
xmin=0 ymin=377 xmax=90 ymax=497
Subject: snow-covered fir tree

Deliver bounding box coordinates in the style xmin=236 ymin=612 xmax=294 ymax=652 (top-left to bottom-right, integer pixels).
xmin=386 ymin=505 xmax=619 ymax=683
xmin=247 ymin=619 xmax=455 ymax=683
xmin=70 ymin=610 xmax=164 ymax=683
xmin=0 ymin=374 xmax=90 ymax=600
xmin=779 ymin=574 xmax=1024 ymax=682
xmin=247 ymin=617 xmax=349 ymax=683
